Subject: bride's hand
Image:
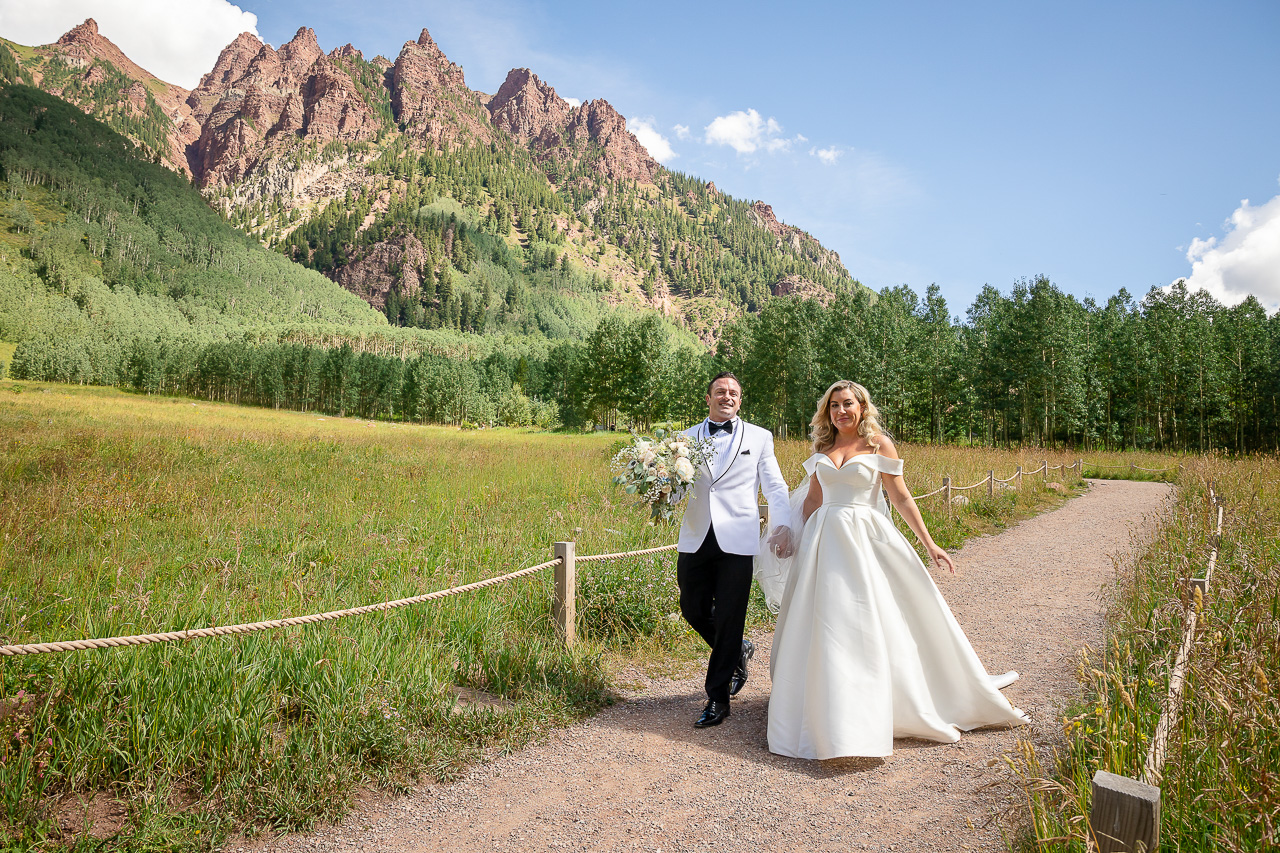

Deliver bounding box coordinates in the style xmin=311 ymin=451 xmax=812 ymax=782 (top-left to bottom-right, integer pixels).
xmin=928 ymin=544 xmax=955 ymax=574
xmin=767 ymin=526 xmax=794 ymax=558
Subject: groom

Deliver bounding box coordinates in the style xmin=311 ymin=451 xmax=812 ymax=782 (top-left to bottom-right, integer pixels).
xmin=677 ymin=372 xmax=794 ymax=727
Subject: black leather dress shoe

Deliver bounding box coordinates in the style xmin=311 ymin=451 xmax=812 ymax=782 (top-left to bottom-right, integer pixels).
xmin=694 ymin=700 xmax=731 ymax=728
xmin=730 ymin=638 xmax=755 ymax=697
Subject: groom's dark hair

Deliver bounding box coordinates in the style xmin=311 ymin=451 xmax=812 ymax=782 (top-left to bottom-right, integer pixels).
xmin=706 ymin=371 xmax=742 ymax=395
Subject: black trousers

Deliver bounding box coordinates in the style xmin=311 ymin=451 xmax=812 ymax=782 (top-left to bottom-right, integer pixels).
xmin=677 ymin=524 xmax=753 ymax=704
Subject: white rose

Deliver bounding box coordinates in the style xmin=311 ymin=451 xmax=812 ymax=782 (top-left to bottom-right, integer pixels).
xmin=674 ymin=457 xmax=695 ymax=481
xmin=634 ymin=439 xmax=651 ymax=453
xmin=674 ymin=444 xmax=690 ymax=457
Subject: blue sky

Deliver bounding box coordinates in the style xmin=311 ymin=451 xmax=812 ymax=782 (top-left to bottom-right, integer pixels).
xmin=4 ymin=0 xmax=1279 ymax=314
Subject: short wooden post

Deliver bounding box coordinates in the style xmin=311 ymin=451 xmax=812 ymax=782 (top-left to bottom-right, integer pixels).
xmin=1130 ymin=462 xmax=1136 ymax=478
xmin=1016 ymin=465 xmax=1023 ymax=489
xmin=553 ymin=541 xmax=576 ymax=648
xmin=987 ymin=470 xmax=994 ymax=498
xmin=1090 ymin=770 xmax=1160 ymax=852
xmin=1043 ymin=459 xmax=1049 ymax=481
xmin=943 ymin=476 xmax=952 ymax=517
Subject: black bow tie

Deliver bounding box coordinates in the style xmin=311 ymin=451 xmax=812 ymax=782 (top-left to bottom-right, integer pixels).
xmin=708 ymin=420 xmax=734 ymax=435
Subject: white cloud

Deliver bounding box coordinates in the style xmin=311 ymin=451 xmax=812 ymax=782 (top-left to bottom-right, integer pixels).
xmin=1181 ymin=179 xmax=1280 ymax=311
xmin=0 ymin=0 xmax=259 ymax=88
xmin=704 ymin=108 xmax=795 ymax=155
xmin=673 ymin=123 xmax=691 ymax=140
xmin=563 ymin=97 xmax=581 ymax=108
xmin=810 ymin=145 xmax=843 ymax=166
xmin=627 ymin=116 xmax=677 ymax=163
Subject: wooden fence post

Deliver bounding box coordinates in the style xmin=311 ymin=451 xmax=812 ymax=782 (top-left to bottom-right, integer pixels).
xmin=1130 ymin=462 xmax=1136 ymax=477
xmin=1091 ymin=770 xmax=1160 ymax=853
xmin=553 ymin=541 xmax=576 ymax=647
xmin=944 ymin=476 xmax=952 ymax=517
xmin=987 ymin=470 xmax=994 ymax=498
xmin=1016 ymin=465 xmax=1022 ymax=489
xmin=1043 ymin=459 xmax=1048 ymax=481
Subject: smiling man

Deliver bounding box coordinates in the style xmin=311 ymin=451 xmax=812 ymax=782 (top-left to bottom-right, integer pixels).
xmin=675 ymin=372 xmax=794 ymax=728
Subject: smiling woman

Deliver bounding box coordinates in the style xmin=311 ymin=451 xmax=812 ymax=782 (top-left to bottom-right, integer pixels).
xmin=0 ymin=381 xmax=1111 ymax=846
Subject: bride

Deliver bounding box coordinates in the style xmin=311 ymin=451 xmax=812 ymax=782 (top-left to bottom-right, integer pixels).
xmin=758 ymin=380 xmax=1028 ymax=760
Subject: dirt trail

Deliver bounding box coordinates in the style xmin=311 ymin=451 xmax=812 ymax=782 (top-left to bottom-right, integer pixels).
xmin=230 ymin=479 xmax=1174 ymax=853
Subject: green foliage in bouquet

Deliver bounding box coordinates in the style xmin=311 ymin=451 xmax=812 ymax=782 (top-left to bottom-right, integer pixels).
xmin=610 ymin=426 xmax=715 ymax=524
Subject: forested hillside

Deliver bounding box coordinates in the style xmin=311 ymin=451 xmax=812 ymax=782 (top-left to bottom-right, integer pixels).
xmin=4 ymin=23 xmax=861 ymax=344
xmin=3 ymin=33 xmax=1277 ymax=451
xmin=0 ymin=83 xmax=458 ymax=383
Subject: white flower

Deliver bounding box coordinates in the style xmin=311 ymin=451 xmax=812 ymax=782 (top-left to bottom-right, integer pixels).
xmin=673 ymin=444 xmax=690 ymax=457
xmin=674 ymin=457 xmax=695 ymax=481
xmin=641 ymin=449 xmax=657 ymax=465
xmin=660 ymin=484 xmax=672 ymax=494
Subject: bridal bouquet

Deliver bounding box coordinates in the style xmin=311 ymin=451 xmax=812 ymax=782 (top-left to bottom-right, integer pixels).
xmin=611 ymin=427 xmax=715 ymax=524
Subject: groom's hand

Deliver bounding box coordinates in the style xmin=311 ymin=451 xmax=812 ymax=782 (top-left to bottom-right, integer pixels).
xmin=766 ymin=526 xmax=794 ymax=558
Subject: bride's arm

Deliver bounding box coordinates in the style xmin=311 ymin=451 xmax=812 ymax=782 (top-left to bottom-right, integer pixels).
xmin=801 ymin=474 xmax=822 ymax=523
xmin=877 ymin=438 xmax=955 ymax=573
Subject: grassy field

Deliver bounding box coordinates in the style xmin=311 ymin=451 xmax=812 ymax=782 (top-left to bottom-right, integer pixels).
xmin=1 ymin=381 xmax=1114 ymax=850
xmin=1012 ymin=454 xmax=1279 ymax=851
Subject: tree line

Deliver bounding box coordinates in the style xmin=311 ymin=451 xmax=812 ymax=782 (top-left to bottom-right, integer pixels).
xmin=12 ymin=274 xmax=1278 ymax=451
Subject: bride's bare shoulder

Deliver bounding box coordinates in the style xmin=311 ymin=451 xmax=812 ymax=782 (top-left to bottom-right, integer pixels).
xmin=875 ymin=435 xmax=900 ymax=459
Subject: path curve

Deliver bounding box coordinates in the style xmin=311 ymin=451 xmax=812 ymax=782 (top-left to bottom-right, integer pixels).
xmin=231 ymin=479 xmax=1174 ymax=853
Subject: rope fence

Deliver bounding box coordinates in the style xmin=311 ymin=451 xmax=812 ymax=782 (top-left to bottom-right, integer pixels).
xmin=1089 ymin=483 xmax=1222 ymax=853
xmin=0 ymin=558 xmax=564 ymax=657
xmin=0 ymin=457 xmax=1173 ymax=660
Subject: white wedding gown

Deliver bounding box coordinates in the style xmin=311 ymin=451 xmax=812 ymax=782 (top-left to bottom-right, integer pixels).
xmin=765 ymin=453 xmax=1028 ymax=759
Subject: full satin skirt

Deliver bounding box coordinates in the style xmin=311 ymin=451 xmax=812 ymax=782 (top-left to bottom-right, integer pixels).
xmin=767 ymin=503 xmax=1027 ymax=759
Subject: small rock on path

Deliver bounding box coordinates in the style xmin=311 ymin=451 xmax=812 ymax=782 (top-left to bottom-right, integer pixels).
xmin=230 ymin=479 xmax=1173 ymax=853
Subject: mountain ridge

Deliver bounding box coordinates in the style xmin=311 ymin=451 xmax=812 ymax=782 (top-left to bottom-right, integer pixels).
xmin=3 ymin=18 xmax=860 ymax=344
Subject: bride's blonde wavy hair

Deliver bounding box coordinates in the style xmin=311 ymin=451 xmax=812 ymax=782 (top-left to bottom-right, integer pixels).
xmin=810 ymin=380 xmax=887 ymax=453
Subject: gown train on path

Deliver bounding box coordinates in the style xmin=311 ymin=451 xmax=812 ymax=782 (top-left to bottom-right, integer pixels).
xmin=763 ymin=453 xmax=1028 ymax=760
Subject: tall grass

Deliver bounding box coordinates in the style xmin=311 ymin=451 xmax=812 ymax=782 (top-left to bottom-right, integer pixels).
xmin=2 ymin=381 xmax=1102 ymax=850
xmin=1011 ymin=455 xmax=1279 ymax=851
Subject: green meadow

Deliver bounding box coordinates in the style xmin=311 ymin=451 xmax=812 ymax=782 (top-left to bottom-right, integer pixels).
xmin=3 ymin=382 xmax=1114 ymax=850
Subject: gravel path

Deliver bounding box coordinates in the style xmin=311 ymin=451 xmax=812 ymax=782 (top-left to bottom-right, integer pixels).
xmin=229 ymin=479 xmax=1173 ymax=853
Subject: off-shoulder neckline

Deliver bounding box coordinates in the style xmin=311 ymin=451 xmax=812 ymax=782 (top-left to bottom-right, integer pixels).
xmin=816 ymin=451 xmax=880 ymax=470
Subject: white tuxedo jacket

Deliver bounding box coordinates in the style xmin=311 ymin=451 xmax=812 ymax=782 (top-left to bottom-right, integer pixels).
xmin=677 ymin=418 xmax=793 ymax=556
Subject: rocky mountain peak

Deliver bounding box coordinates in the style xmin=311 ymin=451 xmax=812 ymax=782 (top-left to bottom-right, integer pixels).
xmin=566 ymin=98 xmax=660 ymax=183
xmin=51 ymin=17 xmax=183 ymax=97
xmin=416 ymin=28 xmax=441 ymax=52
xmin=331 ymin=44 xmax=364 ymax=62
xmin=56 ymin=18 xmax=99 ymax=44
xmin=279 ymin=26 xmax=323 ymax=72
xmin=186 ymin=27 xmax=383 ymax=187
xmin=194 ymin=32 xmax=263 ymax=98
xmin=389 ymin=28 xmax=489 ymax=143
xmin=487 ymin=68 xmax=572 ymax=142
xmin=750 ymin=201 xmax=785 ymax=238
